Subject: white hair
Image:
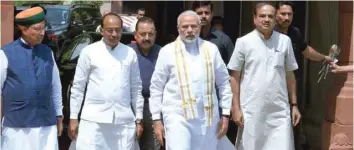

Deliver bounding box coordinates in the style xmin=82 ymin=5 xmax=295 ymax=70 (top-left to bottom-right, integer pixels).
xmin=177 ymin=10 xmax=201 ymax=26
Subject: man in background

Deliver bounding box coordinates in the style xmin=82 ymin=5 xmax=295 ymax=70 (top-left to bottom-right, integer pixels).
xmin=129 ymin=8 xmax=146 ymax=32
xmin=211 ymin=16 xmax=224 ymax=31
xmin=129 ymin=16 xmax=161 ymax=150
xmin=192 ymin=1 xmax=237 ymax=144
xmin=275 ymin=2 xmax=332 ymax=149
xmin=192 ymin=1 xmax=234 ymax=65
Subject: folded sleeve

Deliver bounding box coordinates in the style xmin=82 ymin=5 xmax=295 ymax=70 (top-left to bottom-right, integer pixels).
xmin=285 ymin=38 xmax=299 ymax=71
xmin=227 ymin=38 xmax=245 ymax=71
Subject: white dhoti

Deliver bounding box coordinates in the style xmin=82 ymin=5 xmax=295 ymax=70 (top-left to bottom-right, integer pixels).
xmin=75 ymin=120 xmax=139 ymax=150
xmin=164 ymin=113 xmax=218 ymax=150
xmin=1 ymin=125 xmax=58 ymax=150
xmin=164 ymin=113 xmax=236 ymax=150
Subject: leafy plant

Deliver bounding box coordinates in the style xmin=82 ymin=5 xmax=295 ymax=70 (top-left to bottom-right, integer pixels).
xmin=14 ymin=0 xmax=104 ymax=7
xmin=14 ymin=1 xmax=63 ymax=6
xmin=71 ymin=0 xmax=103 ymax=7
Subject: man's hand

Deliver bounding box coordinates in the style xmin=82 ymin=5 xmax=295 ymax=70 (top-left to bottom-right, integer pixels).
xmin=136 ymin=122 xmax=144 ymax=140
xmin=217 ymin=116 xmax=229 ymax=139
xmin=68 ymin=119 xmax=79 ymax=140
xmin=291 ymin=106 xmax=301 ymax=127
xmin=57 ymin=116 xmax=63 ymax=136
xmin=153 ymin=120 xmax=164 ymax=146
xmin=232 ymin=109 xmax=244 ymax=128
xmin=324 ymin=56 xmax=333 ymax=62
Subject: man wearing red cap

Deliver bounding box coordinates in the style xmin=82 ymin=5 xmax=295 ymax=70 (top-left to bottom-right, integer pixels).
xmin=0 ymin=6 xmax=63 ymax=150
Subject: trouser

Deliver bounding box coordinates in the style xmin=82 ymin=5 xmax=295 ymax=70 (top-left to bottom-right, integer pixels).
xmin=294 ymin=78 xmax=307 ymax=150
xmin=139 ymin=101 xmax=161 ymax=150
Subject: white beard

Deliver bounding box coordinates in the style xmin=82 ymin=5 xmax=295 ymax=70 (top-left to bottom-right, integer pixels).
xmin=183 ymin=38 xmax=197 ymax=44
xmin=180 ymin=33 xmax=200 ymax=44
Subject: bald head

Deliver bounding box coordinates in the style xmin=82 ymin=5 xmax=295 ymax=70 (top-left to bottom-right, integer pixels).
xmin=100 ymin=12 xmax=123 ymax=28
xmin=100 ymin=13 xmax=123 ymax=48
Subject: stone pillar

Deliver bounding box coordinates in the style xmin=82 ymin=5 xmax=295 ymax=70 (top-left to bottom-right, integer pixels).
xmin=1 ymin=1 xmax=14 ymax=47
xmin=322 ymin=1 xmax=353 ymax=150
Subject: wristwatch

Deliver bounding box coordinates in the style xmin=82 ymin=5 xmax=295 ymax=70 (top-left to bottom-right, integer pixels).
xmin=290 ymin=103 xmax=297 ymax=107
xmin=222 ymin=115 xmax=230 ymax=118
xmin=136 ymin=119 xmax=142 ymax=124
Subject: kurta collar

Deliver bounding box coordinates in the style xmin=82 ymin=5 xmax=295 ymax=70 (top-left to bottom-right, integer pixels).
xmin=101 ymin=39 xmax=119 ymax=51
xmin=255 ymin=29 xmax=274 ymax=41
xmin=20 ymin=37 xmax=28 ymax=45
xmin=17 ymin=37 xmax=32 ymax=49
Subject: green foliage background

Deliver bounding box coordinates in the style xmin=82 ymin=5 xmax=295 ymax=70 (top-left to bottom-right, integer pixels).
xmin=14 ymin=0 xmax=103 ymax=7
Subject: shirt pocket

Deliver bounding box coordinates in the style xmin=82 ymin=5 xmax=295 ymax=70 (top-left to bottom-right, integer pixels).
xmin=273 ymin=52 xmax=285 ymax=68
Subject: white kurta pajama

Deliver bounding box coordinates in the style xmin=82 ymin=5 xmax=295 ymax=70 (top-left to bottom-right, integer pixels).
xmin=149 ymin=37 xmax=235 ymax=150
xmin=70 ymin=40 xmax=144 ymax=150
xmin=227 ymin=30 xmax=298 ymax=150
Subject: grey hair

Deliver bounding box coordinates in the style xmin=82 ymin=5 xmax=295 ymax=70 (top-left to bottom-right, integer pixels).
xmin=177 ymin=10 xmax=201 ymax=26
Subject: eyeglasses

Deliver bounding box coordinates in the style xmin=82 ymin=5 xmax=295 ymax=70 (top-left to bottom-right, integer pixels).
xmin=29 ymin=26 xmax=47 ymax=32
xmin=103 ymin=28 xmax=122 ymax=34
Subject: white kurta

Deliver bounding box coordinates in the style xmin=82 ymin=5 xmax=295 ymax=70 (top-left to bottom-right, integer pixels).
xmin=70 ymin=40 xmax=144 ymax=150
xmin=149 ymin=37 xmax=234 ymax=150
xmin=227 ymin=30 xmax=298 ymax=150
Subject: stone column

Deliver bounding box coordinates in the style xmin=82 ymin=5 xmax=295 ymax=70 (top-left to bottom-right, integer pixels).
xmin=322 ymin=1 xmax=353 ymax=149
xmin=1 ymin=1 xmax=14 ymax=47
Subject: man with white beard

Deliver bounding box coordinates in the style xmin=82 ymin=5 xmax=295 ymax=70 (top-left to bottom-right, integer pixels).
xmin=149 ymin=10 xmax=235 ymax=150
